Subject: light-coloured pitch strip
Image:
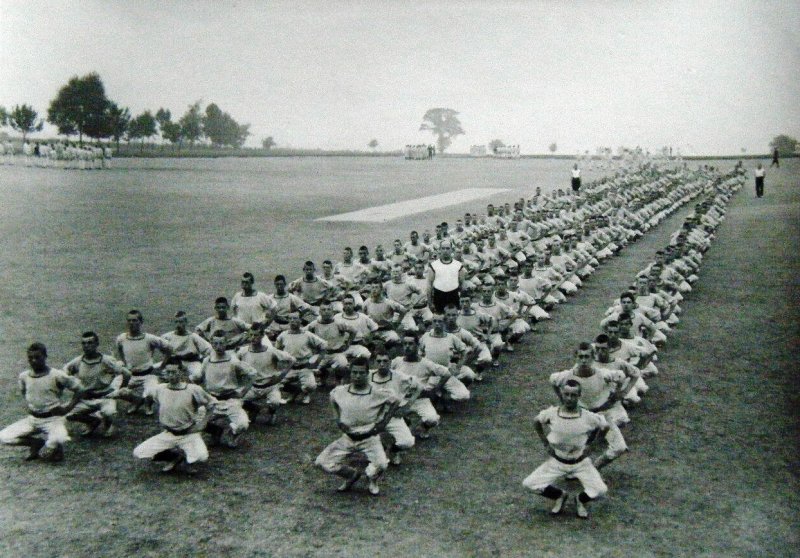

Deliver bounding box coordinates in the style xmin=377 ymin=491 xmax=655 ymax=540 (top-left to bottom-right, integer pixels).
xmin=317 ymin=188 xmax=511 ymax=223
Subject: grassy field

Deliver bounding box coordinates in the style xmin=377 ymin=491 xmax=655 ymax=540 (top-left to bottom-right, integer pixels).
xmin=0 ymin=158 xmax=797 ymax=557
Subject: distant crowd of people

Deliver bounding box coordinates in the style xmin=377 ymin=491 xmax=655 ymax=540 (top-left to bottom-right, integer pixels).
xmin=1 ymin=140 xmax=112 ymax=169
xmin=404 ymin=144 xmax=435 ymax=160
xmin=0 ymin=158 xmax=746 ymax=513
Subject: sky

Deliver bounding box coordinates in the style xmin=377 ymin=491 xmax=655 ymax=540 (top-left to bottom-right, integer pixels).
xmin=1 ymin=0 xmax=799 ymax=155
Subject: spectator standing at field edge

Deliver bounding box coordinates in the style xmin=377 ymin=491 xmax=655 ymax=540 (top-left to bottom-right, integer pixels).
xmin=754 ymin=163 xmax=766 ymax=198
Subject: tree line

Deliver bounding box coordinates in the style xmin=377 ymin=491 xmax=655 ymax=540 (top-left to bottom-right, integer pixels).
xmin=0 ymin=73 xmax=251 ymax=151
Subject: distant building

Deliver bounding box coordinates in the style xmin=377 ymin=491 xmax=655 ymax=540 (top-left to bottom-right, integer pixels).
xmin=492 ymin=145 xmax=521 ymax=159
xmin=470 ymin=145 xmax=487 ymax=157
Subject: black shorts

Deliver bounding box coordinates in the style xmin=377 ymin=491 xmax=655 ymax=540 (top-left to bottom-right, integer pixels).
xmin=571 ymin=177 xmax=581 ymax=192
xmin=432 ymin=288 xmax=460 ymax=314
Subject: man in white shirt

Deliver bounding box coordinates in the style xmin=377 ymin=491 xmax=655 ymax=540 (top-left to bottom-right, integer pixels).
xmin=523 ymin=379 xmax=610 ymax=518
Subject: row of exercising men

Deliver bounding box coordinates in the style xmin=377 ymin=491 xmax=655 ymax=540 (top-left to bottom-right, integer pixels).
xmin=0 ymin=164 xmax=728 ymax=487
xmin=521 ymin=171 xmax=742 ymax=518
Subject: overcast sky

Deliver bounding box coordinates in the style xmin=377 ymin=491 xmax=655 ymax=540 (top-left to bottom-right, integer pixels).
xmin=2 ymin=0 xmax=799 ymax=154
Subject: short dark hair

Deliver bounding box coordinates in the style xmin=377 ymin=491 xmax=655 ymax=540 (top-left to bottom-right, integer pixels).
xmin=81 ymin=331 xmax=99 ymax=342
xmin=242 ymin=272 xmax=255 ymax=281
xmin=350 ymin=356 xmax=370 ymax=369
xmin=563 ymin=379 xmax=582 ymax=391
xmin=215 ymin=297 xmax=228 ymax=305
xmin=28 ymin=342 xmax=47 ymax=356
xmin=162 ymin=356 xmax=185 ymax=369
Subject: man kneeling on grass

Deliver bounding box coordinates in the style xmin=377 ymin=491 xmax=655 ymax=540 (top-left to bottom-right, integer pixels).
xmin=523 ymin=379 xmax=610 ymax=519
xmin=315 ymin=357 xmax=399 ymax=496
xmin=133 ymin=357 xmax=217 ymax=474
xmin=0 ymin=343 xmax=84 ymax=462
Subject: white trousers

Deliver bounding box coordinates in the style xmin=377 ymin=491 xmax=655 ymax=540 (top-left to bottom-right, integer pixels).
xmin=523 ymin=457 xmax=607 ymax=499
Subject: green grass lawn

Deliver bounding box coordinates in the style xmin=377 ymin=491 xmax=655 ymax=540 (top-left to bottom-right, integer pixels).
xmin=0 ymin=159 xmax=796 ymax=557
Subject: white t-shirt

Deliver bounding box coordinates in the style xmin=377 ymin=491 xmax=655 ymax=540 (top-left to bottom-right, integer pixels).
xmin=429 ymin=259 xmax=462 ymax=292
xmin=536 ymin=406 xmax=607 ymax=460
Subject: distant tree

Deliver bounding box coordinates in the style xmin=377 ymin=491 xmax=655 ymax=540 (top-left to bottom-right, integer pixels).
xmin=549 ymin=142 xmax=557 ymax=153
xmin=0 ymin=105 xmax=7 ymax=127
xmin=262 ymin=136 xmax=276 ymax=150
xmin=155 ymin=108 xmax=171 ymax=143
xmin=103 ymin=102 xmax=130 ymax=150
xmin=47 ymin=72 xmax=110 ymax=145
xmin=127 ymin=110 xmax=157 ymax=152
xmin=368 ymin=138 xmax=379 ymax=151
xmin=769 ymin=134 xmax=798 ymax=156
xmin=155 ymin=108 xmax=171 ymax=128
xmin=203 ymin=103 xmax=249 ymax=148
xmin=179 ymin=102 xmax=203 ymax=147
xmin=236 ymin=123 xmax=250 ymax=148
xmin=9 ymin=104 xmax=44 ymax=143
xmin=488 ymin=139 xmax=505 ymax=153
xmin=154 ymin=108 xmax=184 ymax=150
xmin=161 ymin=121 xmax=183 ymax=151
xmin=419 ymin=108 xmax=465 ymax=153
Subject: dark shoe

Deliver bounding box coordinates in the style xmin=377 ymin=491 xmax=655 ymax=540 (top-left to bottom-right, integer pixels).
xmin=24 ymin=438 xmax=45 ymax=461
xmin=337 ymin=470 xmax=362 ymax=492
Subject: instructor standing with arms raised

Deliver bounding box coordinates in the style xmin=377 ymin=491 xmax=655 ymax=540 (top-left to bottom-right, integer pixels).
xmin=428 ymin=242 xmax=465 ymax=314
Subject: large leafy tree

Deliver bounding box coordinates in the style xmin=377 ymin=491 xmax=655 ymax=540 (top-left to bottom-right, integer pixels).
xmin=47 ymin=72 xmax=110 ymax=145
xmin=203 ymin=103 xmax=249 ymax=148
xmin=769 ymin=134 xmax=798 ymax=156
xmin=127 ymin=111 xmax=157 ymax=152
xmin=154 ymin=108 xmax=183 ymax=150
xmin=155 ymin=108 xmax=171 ymax=142
xmin=103 ymin=102 xmax=130 ymax=150
xmin=155 ymin=108 xmax=171 ymax=128
xmin=162 ymin=121 xmax=183 ymax=150
xmin=179 ymin=102 xmax=204 ymax=147
xmin=9 ymin=104 xmax=44 ymax=143
xmin=419 ymin=108 xmax=465 ymax=153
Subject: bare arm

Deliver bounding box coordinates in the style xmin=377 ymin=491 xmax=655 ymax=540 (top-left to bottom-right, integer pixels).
xmin=533 ymin=418 xmax=556 ymax=458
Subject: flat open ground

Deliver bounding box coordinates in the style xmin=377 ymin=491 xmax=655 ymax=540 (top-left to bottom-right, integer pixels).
xmin=0 ymin=158 xmax=797 ymax=557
